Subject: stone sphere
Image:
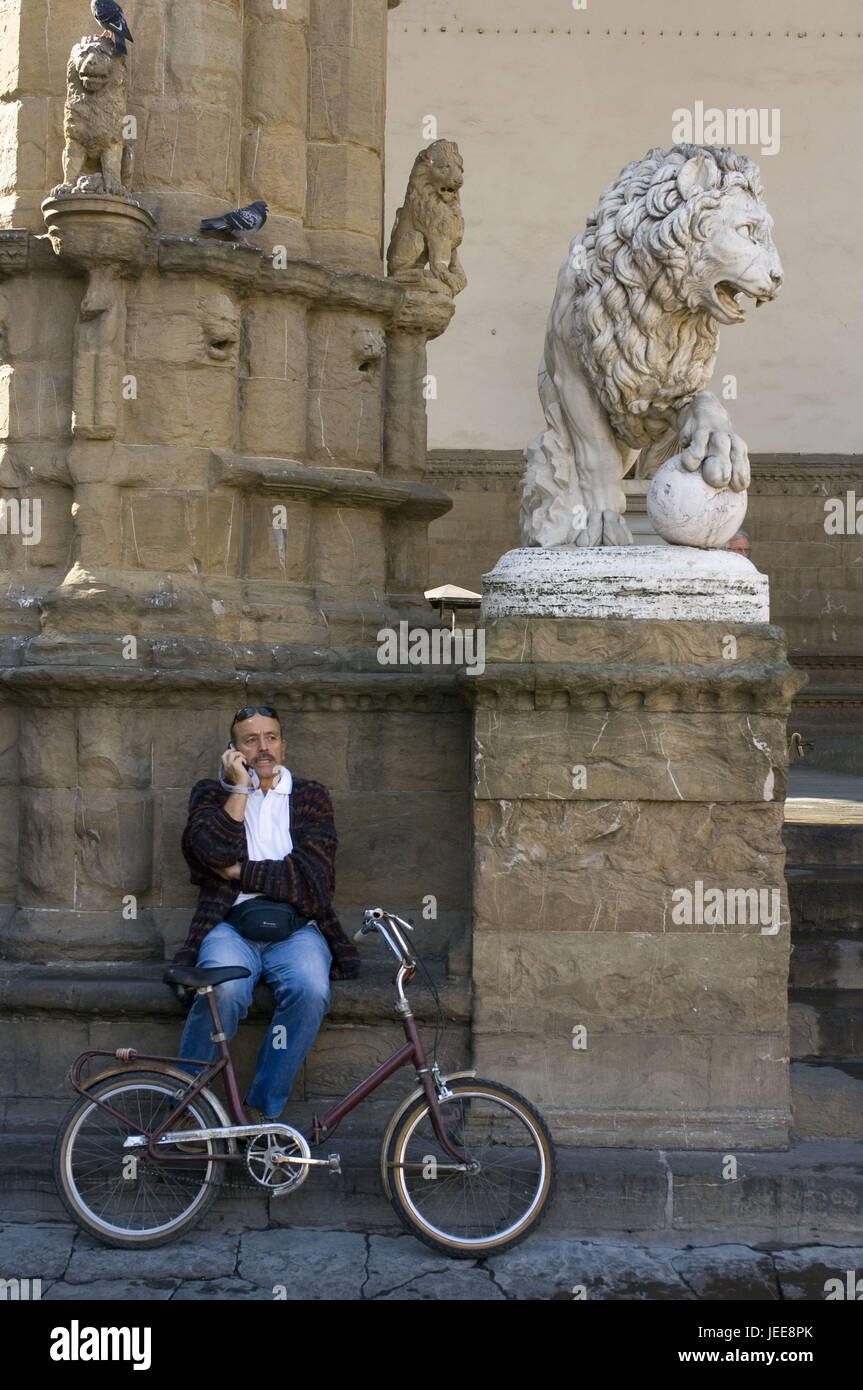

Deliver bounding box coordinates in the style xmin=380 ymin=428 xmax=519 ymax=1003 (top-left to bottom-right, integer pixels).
xmin=646 ymin=454 xmax=748 ymax=548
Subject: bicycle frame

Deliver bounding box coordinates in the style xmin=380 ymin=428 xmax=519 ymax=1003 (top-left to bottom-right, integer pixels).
xmin=67 ymin=961 xmax=468 ymax=1167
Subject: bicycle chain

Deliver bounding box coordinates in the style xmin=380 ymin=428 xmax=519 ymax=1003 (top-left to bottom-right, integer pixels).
xmin=146 ymin=1145 xmax=305 ymax=1194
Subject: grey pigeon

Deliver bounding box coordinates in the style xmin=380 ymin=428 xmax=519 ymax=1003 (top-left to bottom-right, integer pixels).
xmin=91 ymin=0 xmax=133 ymax=55
xmin=199 ymin=200 xmax=268 ymax=247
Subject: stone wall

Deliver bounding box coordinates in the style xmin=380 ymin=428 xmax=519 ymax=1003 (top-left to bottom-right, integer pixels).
xmin=0 ymin=0 xmax=480 ymax=1142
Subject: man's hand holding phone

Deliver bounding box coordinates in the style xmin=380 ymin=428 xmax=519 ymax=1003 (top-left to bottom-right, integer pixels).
xmin=218 ymin=743 xmax=258 ymax=825
xmin=220 ymin=745 xmax=253 ymax=788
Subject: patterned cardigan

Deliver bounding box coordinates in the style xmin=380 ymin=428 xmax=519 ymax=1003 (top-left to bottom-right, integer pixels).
xmin=173 ymin=776 xmax=361 ymax=980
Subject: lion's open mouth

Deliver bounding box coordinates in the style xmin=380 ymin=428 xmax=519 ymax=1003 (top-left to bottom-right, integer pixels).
xmin=713 ymin=281 xmax=771 ymax=320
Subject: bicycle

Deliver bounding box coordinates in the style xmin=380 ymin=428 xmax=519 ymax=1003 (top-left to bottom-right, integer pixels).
xmin=54 ymin=907 xmax=557 ymax=1257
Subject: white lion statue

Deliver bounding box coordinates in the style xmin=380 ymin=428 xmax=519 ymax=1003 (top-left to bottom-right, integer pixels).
xmin=521 ymin=144 xmax=783 ymax=547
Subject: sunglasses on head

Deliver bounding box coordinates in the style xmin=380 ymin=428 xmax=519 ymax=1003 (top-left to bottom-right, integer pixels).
xmin=232 ymin=705 xmax=280 ymax=726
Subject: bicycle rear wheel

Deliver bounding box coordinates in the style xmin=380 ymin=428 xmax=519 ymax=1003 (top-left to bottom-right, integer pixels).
xmin=54 ymin=1069 xmax=227 ymax=1249
xmin=385 ymin=1078 xmax=556 ymax=1258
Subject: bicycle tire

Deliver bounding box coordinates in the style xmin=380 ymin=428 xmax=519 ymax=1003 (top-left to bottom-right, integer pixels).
xmin=54 ymin=1069 xmax=227 ymax=1249
xmin=384 ymin=1077 xmax=556 ymax=1259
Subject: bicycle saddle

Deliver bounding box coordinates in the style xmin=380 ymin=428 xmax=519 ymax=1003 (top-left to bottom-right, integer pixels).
xmin=163 ymin=965 xmax=252 ymax=988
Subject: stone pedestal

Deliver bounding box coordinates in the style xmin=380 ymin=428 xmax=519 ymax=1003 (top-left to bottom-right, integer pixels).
xmin=471 ymin=546 xmax=806 ymax=1149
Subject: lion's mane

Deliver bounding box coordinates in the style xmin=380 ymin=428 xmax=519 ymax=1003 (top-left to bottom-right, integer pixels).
xmin=572 ymin=143 xmax=763 ymax=449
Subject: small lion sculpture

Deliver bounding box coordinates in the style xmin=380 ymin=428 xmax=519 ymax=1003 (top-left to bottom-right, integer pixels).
xmin=52 ymin=36 xmax=131 ymax=196
xmin=387 ymin=139 xmax=467 ymax=295
xmin=522 ymin=144 xmax=783 ymax=547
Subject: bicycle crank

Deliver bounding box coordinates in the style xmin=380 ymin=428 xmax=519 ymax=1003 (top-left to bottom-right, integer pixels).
xmin=243 ymin=1126 xmax=342 ymax=1197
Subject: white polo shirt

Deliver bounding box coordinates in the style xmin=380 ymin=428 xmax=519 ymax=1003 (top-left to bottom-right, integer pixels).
xmin=232 ymin=764 xmax=293 ymax=905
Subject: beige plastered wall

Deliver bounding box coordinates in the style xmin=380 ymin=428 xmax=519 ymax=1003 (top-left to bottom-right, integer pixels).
xmin=386 ymin=0 xmax=863 ymax=453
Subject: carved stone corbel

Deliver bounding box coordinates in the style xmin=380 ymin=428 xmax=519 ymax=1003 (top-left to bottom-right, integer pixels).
xmin=41 ymin=196 xmax=155 ymax=440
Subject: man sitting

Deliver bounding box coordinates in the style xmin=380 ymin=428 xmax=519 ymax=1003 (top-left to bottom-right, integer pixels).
xmin=172 ymin=704 xmax=360 ymax=1122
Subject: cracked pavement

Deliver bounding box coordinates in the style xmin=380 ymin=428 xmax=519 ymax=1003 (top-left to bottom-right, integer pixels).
xmin=2 ymin=1224 xmax=861 ymax=1300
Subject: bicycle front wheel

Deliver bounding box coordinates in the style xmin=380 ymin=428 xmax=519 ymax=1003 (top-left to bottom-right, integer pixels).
xmin=54 ymin=1070 xmax=227 ymax=1249
xmin=385 ymin=1078 xmax=556 ymax=1258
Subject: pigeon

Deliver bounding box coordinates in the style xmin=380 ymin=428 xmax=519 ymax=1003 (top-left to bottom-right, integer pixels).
xmin=91 ymin=0 xmax=133 ymax=55
xmin=199 ymin=201 xmax=269 ymax=247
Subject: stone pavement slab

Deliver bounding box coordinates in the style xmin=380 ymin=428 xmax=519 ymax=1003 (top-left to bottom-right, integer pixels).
xmin=237 ymin=1228 xmax=367 ymax=1299
xmin=3 ymin=1222 xmax=860 ymax=1301
xmin=668 ymin=1245 xmax=779 ymax=1300
xmin=772 ymin=1247 xmax=863 ymax=1301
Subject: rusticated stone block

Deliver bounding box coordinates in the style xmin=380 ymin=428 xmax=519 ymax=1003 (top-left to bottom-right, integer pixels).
xmin=18 ymin=708 xmax=75 ymax=788
xmin=473 ymin=933 xmax=789 ymax=1037
xmin=240 ymin=127 xmax=305 ymax=219
xmin=310 ymin=0 xmax=386 ymax=54
xmin=306 ymin=309 xmax=385 ymax=466
xmin=306 ymin=144 xmax=381 ymax=238
xmin=74 ymin=790 xmax=154 ymax=910
xmin=0 ymin=484 xmax=74 ymax=572
xmin=240 ymin=378 xmax=306 ymax=461
xmin=279 ymin=713 xmax=352 ymax=793
xmin=474 ymin=798 xmax=788 ymax=935
xmin=334 ymin=789 xmax=469 ymax=910
xmin=119 ymin=492 xmax=241 ymax=575
xmin=0 ymin=362 xmax=73 ymax=442
xmin=0 ymin=1017 xmax=90 ymax=1095
xmin=312 ymin=506 xmax=387 ymax=590
xmin=247 ymin=497 xmax=313 ymax=583
xmin=475 ymin=708 xmax=786 ymax=803
xmin=472 ymin=1030 xmax=789 ymax=1111
xmin=138 ymin=98 xmax=241 ymax=198
xmin=156 ymin=790 xmax=200 ymax=909
xmin=243 ymin=19 xmax=307 ymax=129
xmin=0 ymin=705 xmax=17 ymax=785
xmin=78 ymin=708 xmax=153 ymax=789
xmin=0 ymin=787 xmax=18 ymax=895
xmin=485 ymin=616 xmax=790 ymax=670
xmin=152 ymin=708 xmax=225 ymax=789
xmin=309 ymin=45 xmax=384 ymax=151
xmin=0 ymin=907 xmax=162 ymax=962
xmin=163 ymin=5 xmax=243 ymax=108
xmin=18 ymin=789 xmax=77 ymax=908
xmin=346 ymin=711 xmax=469 ymax=792
xmin=240 ymin=297 xmax=307 ymax=457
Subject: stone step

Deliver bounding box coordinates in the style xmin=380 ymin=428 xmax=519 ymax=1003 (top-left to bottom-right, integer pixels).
xmin=4 ymin=1131 xmax=863 ymax=1244
xmin=790 ymin=991 xmax=863 ymax=1060
xmin=790 ymin=937 xmax=863 ymax=990
xmin=790 ymin=1061 xmax=863 ymax=1140
xmin=783 ymin=822 xmax=863 ymax=867
xmin=787 ymin=870 xmax=863 ymax=932
xmin=0 ymin=959 xmax=471 ymax=1025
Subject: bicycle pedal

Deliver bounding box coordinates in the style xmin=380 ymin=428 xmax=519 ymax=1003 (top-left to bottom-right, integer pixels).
xmin=327 ymin=1153 xmax=341 ymax=1174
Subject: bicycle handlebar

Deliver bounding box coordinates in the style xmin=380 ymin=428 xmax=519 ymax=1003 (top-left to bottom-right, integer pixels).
xmin=354 ymin=907 xmax=416 ymax=968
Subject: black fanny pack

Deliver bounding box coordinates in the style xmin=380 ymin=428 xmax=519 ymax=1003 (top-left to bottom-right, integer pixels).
xmin=226 ymin=898 xmax=312 ymax=943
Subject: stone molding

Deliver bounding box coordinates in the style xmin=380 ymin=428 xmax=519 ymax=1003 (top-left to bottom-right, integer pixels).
xmin=425 ymin=450 xmax=863 ymax=492
xmin=0 ymin=229 xmax=29 ymax=275
xmin=0 ymin=657 xmax=466 ymax=712
xmin=210 ymin=451 xmax=452 ymax=520
xmin=470 ymin=660 xmax=803 ymax=715
xmin=0 ymin=225 xmax=411 ymax=321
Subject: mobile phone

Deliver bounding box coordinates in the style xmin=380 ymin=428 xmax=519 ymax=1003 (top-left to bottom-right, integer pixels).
xmin=217 ymin=741 xmax=260 ymax=790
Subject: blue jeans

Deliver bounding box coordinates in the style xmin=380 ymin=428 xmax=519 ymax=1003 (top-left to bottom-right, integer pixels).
xmin=177 ymin=920 xmax=331 ymax=1118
